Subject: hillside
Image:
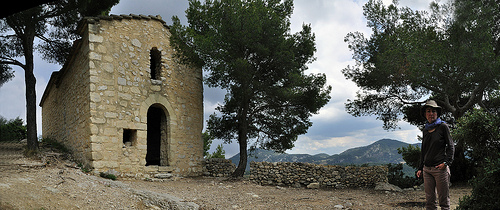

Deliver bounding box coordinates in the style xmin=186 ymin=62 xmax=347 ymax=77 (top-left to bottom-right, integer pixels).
xmin=229 ymin=139 xmax=421 ymax=171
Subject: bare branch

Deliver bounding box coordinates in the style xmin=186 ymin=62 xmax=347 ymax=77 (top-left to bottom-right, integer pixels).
xmin=387 ymin=94 xmax=424 ymax=105
xmin=0 ymin=56 xmax=25 ymax=69
xmin=460 ymin=84 xmax=486 ymax=111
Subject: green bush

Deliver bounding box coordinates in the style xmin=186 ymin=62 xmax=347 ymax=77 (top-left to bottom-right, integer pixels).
xmin=0 ymin=116 xmax=26 ymax=141
xmin=99 ymin=172 xmax=117 ymax=180
xmin=458 ymin=158 xmax=500 ymax=210
xmin=397 ymin=144 xmax=421 ymax=170
xmin=206 ymin=144 xmax=226 ymax=159
xmin=387 ymin=163 xmax=422 ymax=189
xmin=453 ymin=109 xmax=500 ymax=169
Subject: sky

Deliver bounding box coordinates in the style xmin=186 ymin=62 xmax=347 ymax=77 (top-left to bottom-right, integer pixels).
xmin=0 ymin=0 xmax=437 ymax=158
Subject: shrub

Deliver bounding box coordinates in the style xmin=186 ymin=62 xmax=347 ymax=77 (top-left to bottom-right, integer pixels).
xmin=206 ymin=144 xmax=226 ymax=159
xmin=458 ymin=158 xmax=500 ymax=210
xmin=387 ymin=163 xmax=422 ymax=189
xmin=397 ymin=144 xmax=421 ymax=170
xmin=0 ymin=116 xmax=26 ymax=141
xmin=100 ymin=172 xmax=117 ymax=180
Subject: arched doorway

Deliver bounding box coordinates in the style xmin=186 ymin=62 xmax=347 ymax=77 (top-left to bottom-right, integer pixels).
xmin=146 ymin=104 xmax=168 ymax=166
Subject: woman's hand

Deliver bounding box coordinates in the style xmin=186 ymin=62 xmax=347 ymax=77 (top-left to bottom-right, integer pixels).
xmin=435 ymin=163 xmax=446 ymax=170
xmin=417 ymin=170 xmax=422 ymax=178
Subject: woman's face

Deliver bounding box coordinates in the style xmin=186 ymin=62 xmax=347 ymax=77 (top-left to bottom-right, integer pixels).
xmin=425 ymin=107 xmax=438 ymax=123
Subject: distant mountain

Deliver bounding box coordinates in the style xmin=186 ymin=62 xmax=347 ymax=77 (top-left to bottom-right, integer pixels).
xmin=228 ymin=139 xmax=421 ymax=171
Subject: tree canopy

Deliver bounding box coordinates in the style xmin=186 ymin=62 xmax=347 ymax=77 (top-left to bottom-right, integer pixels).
xmin=170 ymin=0 xmax=331 ymax=176
xmin=343 ymin=0 xmax=500 ymax=129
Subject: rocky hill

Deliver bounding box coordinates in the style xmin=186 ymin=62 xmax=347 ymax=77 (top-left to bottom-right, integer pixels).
xmin=229 ymin=139 xmax=421 ymax=171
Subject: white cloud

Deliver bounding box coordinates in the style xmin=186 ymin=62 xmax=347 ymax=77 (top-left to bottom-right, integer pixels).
xmin=290 ymin=135 xmax=369 ymax=155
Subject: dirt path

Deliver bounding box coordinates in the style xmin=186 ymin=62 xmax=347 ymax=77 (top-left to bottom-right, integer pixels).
xmin=124 ymin=177 xmax=471 ymax=209
xmin=0 ymin=141 xmax=471 ymax=209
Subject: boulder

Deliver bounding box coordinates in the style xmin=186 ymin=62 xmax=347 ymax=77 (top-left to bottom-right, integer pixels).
xmin=374 ymin=182 xmax=402 ymax=192
xmin=334 ymin=204 xmax=344 ymax=209
xmin=307 ymin=182 xmax=320 ymax=189
xmin=154 ymin=173 xmax=173 ymax=179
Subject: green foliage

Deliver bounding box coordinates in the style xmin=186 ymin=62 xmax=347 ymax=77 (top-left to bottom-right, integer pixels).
xmin=203 ymin=131 xmax=226 ymax=159
xmin=343 ymin=0 xmax=500 ymax=129
xmin=206 ymin=144 xmax=226 ymax=159
xmin=387 ymin=163 xmax=421 ymax=189
xmin=99 ymin=172 xmax=117 ymax=180
xmin=0 ymin=66 xmax=13 ymax=87
xmin=452 ymin=108 xmax=500 ymax=181
xmin=453 ymin=109 xmax=500 ymax=164
xmin=0 ymin=116 xmax=26 ymax=141
xmin=458 ymin=158 xmax=500 ymax=210
xmin=397 ymin=144 xmax=420 ymax=170
xmin=202 ymin=131 xmax=214 ymax=157
xmin=171 ymin=0 xmax=331 ymax=176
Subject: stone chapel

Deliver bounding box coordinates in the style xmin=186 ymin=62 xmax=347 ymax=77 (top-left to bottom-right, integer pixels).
xmin=39 ymin=14 xmax=204 ymax=176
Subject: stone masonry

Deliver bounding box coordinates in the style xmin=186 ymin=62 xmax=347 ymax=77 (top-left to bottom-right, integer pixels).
xmin=250 ymin=161 xmax=388 ymax=188
xmin=203 ymin=158 xmax=236 ymax=177
xmin=40 ymin=14 xmax=204 ymax=177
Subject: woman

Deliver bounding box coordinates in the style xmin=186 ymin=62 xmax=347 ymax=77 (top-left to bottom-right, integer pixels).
xmin=416 ymin=100 xmax=455 ymax=210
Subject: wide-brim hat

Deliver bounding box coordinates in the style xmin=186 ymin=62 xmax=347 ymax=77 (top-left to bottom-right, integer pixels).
xmin=421 ymin=100 xmax=442 ymax=117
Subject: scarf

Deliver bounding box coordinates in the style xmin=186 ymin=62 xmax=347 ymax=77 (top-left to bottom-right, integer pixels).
xmin=424 ymin=118 xmax=445 ymax=131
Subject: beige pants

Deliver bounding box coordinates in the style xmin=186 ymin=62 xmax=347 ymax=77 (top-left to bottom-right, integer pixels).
xmin=423 ymin=166 xmax=451 ymax=210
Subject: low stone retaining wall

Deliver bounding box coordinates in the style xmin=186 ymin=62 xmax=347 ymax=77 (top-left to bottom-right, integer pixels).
xmin=203 ymin=158 xmax=236 ymax=177
xmin=249 ymin=161 xmax=388 ymax=189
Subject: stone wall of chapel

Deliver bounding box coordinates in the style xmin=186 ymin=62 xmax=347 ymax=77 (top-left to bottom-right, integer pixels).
xmin=41 ymin=37 xmax=92 ymax=167
xmin=84 ymin=18 xmax=204 ymax=176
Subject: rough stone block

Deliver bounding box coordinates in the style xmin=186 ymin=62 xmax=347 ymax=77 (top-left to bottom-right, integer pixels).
xmin=307 ymin=183 xmax=320 ymax=189
xmin=131 ymin=38 xmax=141 ymax=47
xmin=89 ymin=52 xmax=102 ymax=60
xmin=154 ymin=173 xmax=172 ymax=179
xmin=102 ymin=63 xmax=114 ymax=73
xmin=89 ymin=34 xmax=103 ymax=43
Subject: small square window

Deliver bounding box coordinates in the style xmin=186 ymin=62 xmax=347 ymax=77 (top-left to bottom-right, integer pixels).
xmin=123 ymin=129 xmax=137 ymax=147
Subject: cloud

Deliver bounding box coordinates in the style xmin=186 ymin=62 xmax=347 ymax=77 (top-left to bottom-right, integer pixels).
xmin=290 ymin=135 xmax=368 ymax=155
xmin=110 ymin=0 xmax=190 ymax=25
xmin=0 ymin=68 xmax=26 ymax=120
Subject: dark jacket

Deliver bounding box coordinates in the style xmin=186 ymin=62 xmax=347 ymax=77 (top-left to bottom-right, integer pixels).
xmin=419 ymin=123 xmax=455 ymax=170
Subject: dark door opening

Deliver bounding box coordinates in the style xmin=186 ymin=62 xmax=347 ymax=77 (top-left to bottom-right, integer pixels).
xmin=146 ymin=105 xmax=167 ymax=166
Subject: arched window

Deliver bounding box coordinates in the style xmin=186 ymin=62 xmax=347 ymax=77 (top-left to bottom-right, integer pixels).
xmin=150 ymin=47 xmax=161 ymax=80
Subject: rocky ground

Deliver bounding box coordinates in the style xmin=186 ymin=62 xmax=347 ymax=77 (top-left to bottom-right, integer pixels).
xmin=0 ymin=141 xmax=471 ymax=209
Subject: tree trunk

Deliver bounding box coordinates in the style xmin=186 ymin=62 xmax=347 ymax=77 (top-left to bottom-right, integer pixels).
xmin=25 ymin=62 xmax=38 ymax=151
xmin=23 ymin=26 xmax=38 ymax=151
xmin=232 ymin=135 xmax=248 ymax=177
xmin=232 ymin=95 xmax=250 ymax=177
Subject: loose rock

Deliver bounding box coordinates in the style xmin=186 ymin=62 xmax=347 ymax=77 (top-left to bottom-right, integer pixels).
xmin=374 ymin=182 xmax=403 ymax=192
xmin=307 ymin=183 xmax=320 ymax=189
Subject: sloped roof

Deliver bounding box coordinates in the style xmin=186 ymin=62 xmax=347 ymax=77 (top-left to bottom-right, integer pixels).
xmin=81 ymin=14 xmax=168 ymax=29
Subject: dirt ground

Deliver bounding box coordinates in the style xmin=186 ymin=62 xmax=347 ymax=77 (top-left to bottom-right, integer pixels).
xmin=0 ymin=141 xmax=471 ymax=209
